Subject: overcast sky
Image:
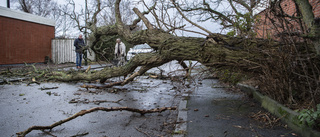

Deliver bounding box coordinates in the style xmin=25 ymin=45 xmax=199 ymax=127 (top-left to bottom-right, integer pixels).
xmin=57 ymin=0 xmax=223 ymax=37
xmin=0 ymin=0 xmax=222 ymax=37
xmin=0 ymin=1 xmax=7 ymax=7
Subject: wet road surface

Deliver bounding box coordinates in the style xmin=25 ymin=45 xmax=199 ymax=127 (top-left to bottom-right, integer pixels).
xmin=186 ymin=79 xmax=299 ymax=137
xmin=0 ymin=61 xmax=301 ymax=137
xmin=0 ymin=76 xmax=181 ymax=137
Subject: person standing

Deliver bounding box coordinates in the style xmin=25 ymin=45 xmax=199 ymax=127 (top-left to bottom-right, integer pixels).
xmin=114 ymin=38 xmax=126 ymax=66
xmin=74 ymin=34 xmax=85 ymax=69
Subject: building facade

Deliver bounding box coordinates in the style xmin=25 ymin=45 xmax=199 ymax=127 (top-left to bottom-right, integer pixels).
xmin=255 ymin=0 xmax=320 ymax=39
xmin=0 ymin=6 xmax=55 ymax=65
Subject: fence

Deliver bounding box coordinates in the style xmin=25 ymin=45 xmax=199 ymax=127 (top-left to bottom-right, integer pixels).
xmin=51 ymin=39 xmax=95 ymax=64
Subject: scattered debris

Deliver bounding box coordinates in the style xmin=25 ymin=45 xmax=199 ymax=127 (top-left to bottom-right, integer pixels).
xmin=85 ymin=65 xmax=91 ymax=73
xmin=73 ymin=93 xmax=81 ymax=95
xmin=149 ymin=74 xmax=158 ymax=79
xmin=41 ymin=129 xmax=57 ymax=137
xmin=250 ymin=111 xmax=285 ymax=128
xmin=46 ymin=92 xmax=52 ymax=96
xmin=69 ymin=98 xmax=123 ymax=105
xmin=27 ymin=81 xmax=40 ymax=86
xmin=16 ymin=106 xmax=176 ymax=137
xmin=70 ymin=131 xmax=89 ymax=137
xmin=40 ymin=87 xmax=58 ymax=90
xmin=232 ymin=125 xmax=248 ymax=130
xmin=135 ymin=126 xmax=152 ymax=137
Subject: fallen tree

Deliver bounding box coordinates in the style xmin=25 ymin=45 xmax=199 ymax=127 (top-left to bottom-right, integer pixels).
xmin=4 ymin=0 xmax=319 ymax=134
xmin=4 ymin=0 xmax=316 ymax=113
xmin=51 ymin=0 xmax=277 ymax=85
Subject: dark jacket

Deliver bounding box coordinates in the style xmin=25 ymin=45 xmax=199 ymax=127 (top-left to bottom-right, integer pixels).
xmin=74 ymin=38 xmax=85 ymax=53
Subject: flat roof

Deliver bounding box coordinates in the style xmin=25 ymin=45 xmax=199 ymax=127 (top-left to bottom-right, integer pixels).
xmin=0 ymin=6 xmax=55 ymax=27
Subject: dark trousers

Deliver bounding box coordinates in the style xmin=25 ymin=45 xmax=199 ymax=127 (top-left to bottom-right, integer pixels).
xmin=76 ymin=52 xmax=83 ymax=67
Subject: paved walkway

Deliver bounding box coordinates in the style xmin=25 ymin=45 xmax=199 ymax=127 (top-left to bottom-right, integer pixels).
xmin=182 ymin=79 xmax=299 ymax=137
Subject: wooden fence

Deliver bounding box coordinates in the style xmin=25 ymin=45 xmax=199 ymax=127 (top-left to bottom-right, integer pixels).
xmin=51 ymin=39 xmax=95 ymax=64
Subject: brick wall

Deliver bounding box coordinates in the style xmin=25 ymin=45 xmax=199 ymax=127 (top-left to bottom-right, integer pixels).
xmin=255 ymin=0 xmax=320 ymax=39
xmin=0 ymin=16 xmax=55 ymax=65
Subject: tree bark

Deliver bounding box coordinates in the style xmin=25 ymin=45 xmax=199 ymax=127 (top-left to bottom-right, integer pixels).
xmin=294 ymin=0 xmax=320 ymax=54
xmin=51 ymin=0 xmax=276 ymax=85
xmin=53 ymin=27 xmax=271 ymax=84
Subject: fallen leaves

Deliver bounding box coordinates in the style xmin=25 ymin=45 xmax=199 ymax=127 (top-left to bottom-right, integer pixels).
xmin=250 ymin=111 xmax=284 ymax=128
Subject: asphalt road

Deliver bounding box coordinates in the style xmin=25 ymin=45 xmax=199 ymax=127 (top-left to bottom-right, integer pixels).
xmin=0 ymin=77 xmax=181 ymax=137
xmin=186 ymin=79 xmax=299 ymax=137
xmin=0 ymin=61 xmax=301 ymax=137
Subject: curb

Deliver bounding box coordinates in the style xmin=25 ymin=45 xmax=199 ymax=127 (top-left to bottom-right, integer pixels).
xmin=237 ymin=83 xmax=320 ymax=137
xmin=173 ymin=93 xmax=189 ymax=137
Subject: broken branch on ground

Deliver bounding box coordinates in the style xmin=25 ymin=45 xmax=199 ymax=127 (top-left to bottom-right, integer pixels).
xmin=16 ymin=106 xmax=176 ymax=137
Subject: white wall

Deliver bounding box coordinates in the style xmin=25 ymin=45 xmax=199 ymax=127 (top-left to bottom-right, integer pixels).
xmin=52 ymin=39 xmax=95 ymax=64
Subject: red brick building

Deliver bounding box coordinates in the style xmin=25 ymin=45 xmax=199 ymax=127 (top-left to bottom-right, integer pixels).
xmin=0 ymin=6 xmax=55 ymax=65
xmin=255 ymin=0 xmax=320 ymax=39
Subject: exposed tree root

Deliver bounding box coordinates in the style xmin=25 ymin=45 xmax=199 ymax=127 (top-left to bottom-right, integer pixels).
xmin=16 ymin=106 xmax=176 ymax=137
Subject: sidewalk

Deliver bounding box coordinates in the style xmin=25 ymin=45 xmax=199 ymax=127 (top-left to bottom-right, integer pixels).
xmin=176 ymin=79 xmax=299 ymax=137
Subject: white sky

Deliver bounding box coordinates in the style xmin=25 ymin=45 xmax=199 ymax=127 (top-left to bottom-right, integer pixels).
xmin=55 ymin=0 xmax=221 ymax=37
xmin=1 ymin=0 xmax=222 ymax=37
xmin=0 ymin=1 xmax=7 ymax=7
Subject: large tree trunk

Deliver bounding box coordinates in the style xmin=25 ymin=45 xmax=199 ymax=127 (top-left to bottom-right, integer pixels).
xmin=294 ymin=0 xmax=320 ymax=54
xmin=53 ymin=26 xmax=273 ymax=84
xmin=43 ymin=0 xmax=320 ymax=109
xmin=50 ymin=0 xmax=280 ymax=84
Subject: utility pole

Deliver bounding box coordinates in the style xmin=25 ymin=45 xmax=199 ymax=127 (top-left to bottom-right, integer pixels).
xmin=84 ymin=0 xmax=88 ymax=66
xmin=7 ymin=0 xmax=10 ymax=8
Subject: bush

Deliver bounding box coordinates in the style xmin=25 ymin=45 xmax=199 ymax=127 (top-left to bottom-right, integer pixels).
xmin=298 ymin=104 xmax=320 ymax=129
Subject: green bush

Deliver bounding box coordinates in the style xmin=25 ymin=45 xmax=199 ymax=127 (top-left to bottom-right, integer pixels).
xmin=298 ymin=104 xmax=320 ymax=129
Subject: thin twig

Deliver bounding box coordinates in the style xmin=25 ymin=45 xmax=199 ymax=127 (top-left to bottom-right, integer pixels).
xmin=70 ymin=132 xmax=89 ymax=137
xmin=135 ymin=126 xmax=152 ymax=137
xmin=41 ymin=130 xmax=57 ymax=137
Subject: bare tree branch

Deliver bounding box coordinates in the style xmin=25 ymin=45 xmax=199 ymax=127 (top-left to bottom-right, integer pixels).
xmin=16 ymin=107 xmax=176 ymax=137
xmin=171 ymin=0 xmax=212 ymax=35
xmin=133 ymin=8 xmax=154 ymax=30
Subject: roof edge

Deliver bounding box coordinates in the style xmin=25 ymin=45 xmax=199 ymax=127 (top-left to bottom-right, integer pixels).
xmin=0 ymin=6 xmax=55 ymax=27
